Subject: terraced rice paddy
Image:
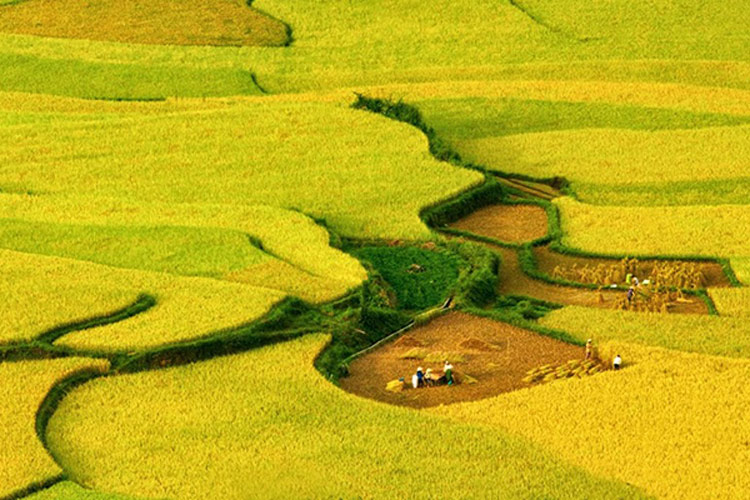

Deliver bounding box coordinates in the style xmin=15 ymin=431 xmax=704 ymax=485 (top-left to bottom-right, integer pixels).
xmin=2 ymin=0 xmax=749 ymax=498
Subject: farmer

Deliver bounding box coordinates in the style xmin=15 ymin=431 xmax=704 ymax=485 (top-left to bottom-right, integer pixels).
xmin=613 ymin=354 xmax=622 ymax=370
xmin=627 ymin=286 xmax=635 ymax=302
xmin=416 ymin=367 xmax=425 ymax=387
xmin=443 ymin=360 xmax=454 ymax=386
xmin=424 ymin=367 xmax=434 ymax=386
xmin=585 ymin=339 xmax=593 ymax=360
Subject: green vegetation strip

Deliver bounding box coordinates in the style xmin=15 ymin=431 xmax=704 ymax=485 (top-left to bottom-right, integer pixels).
xmin=36 ymin=295 xmax=156 ymax=345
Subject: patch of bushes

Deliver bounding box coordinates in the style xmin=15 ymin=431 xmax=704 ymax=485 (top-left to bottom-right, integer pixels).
xmin=352 ymin=246 xmax=460 ymax=311
xmin=448 ymin=240 xmax=500 ymax=307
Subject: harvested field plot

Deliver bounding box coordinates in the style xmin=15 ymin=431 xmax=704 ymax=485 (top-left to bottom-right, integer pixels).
xmin=340 ymin=312 xmax=584 ymax=408
xmin=533 ymin=246 xmax=731 ymax=288
xmin=449 ymin=204 xmax=548 ymax=243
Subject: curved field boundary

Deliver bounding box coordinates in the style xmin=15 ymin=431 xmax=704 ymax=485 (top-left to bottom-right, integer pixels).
xmin=34 ymin=369 xmax=107 ymax=473
xmin=4 ymin=298 xmax=320 ymax=499
xmin=0 ymin=295 xmax=156 ymax=363
xmin=0 ymin=476 xmax=63 ymax=500
xmin=350 ymin=95 xmax=742 ymax=288
xmin=37 ymin=294 xmax=156 ymax=345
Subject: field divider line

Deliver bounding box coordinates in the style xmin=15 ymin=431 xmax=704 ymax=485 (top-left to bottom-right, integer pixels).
xmin=36 ymin=294 xmax=157 ymax=346
xmin=0 ymin=474 xmax=64 ymax=500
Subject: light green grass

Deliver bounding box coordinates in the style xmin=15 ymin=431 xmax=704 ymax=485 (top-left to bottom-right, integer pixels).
xmin=46 ymin=334 xmax=647 ymax=500
xmin=25 ymin=482 xmax=150 ymax=500
xmin=418 ymin=97 xmax=750 ymax=140
xmin=0 ymin=193 xmax=366 ymax=302
xmin=0 ymin=219 xmax=268 ymax=278
xmin=0 ymin=53 xmax=263 ymax=99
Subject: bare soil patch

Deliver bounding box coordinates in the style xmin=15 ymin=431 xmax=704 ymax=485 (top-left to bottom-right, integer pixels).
xmin=449 ymin=204 xmax=548 ymax=243
xmin=0 ymin=0 xmax=288 ymax=46
xmin=339 ymin=312 xmax=584 ymax=409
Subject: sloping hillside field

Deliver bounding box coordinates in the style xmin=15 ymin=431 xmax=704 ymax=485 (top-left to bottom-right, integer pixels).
xmin=2 ymin=0 xmax=749 ymax=498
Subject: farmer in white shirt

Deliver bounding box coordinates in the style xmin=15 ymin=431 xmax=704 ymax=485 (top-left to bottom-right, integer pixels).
xmin=613 ymin=354 xmax=622 ymax=370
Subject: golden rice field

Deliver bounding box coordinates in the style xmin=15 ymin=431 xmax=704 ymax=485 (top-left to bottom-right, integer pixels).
xmin=0 ymin=357 xmax=109 ymax=497
xmin=0 ymin=249 xmax=285 ymax=350
xmin=0 ymin=194 xmax=366 ymax=303
xmin=0 ymin=94 xmax=481 ymax=240
xmin=435 ymin=341 xmax=750 ymax=500
xmin=45 ymin=335 xmax=646 ymax=499
xmin=2 ymin=0 xmax=750 ymax=498
xmin=555 ymin=197 xmax=750 ymax=283
xmin=539 ymin=305 xmax=750 ymax=359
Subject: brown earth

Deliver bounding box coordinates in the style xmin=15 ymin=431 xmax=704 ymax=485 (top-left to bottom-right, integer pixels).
xmin=449 ymin=204 xmax=548 ymax=243
xmin=0 ymin=0 xmax=288 ymax=46
xmin=533 ymin=246 xmax=731 ymax=288
xmin=339 ymin=312 xmax=584 ymax=409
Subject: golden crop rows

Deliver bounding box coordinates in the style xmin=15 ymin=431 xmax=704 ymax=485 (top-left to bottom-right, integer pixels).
xmin=436 ymin=341 xmax=750 ymax=500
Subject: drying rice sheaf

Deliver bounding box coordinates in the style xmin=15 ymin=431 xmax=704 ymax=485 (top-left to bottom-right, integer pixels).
xmin=0 ymin=250 xmax=284 ymax=350
xmin=435 ymin=342 xmax=750 ymax=500
xmin=46 ymin=335 xmax=646 ymax=500
xmin=0 ymin=357 xmax=109 ymax=497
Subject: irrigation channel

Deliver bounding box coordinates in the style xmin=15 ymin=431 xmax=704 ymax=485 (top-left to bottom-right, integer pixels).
xmin=339 ymin=185 xmax=731 ymax=409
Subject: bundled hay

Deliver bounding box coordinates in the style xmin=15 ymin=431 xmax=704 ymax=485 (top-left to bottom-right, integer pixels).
xmin=399 ymin=348 xmax=428 ymax=360
xmin=386 ymin=379 xmax=405 ymax=392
